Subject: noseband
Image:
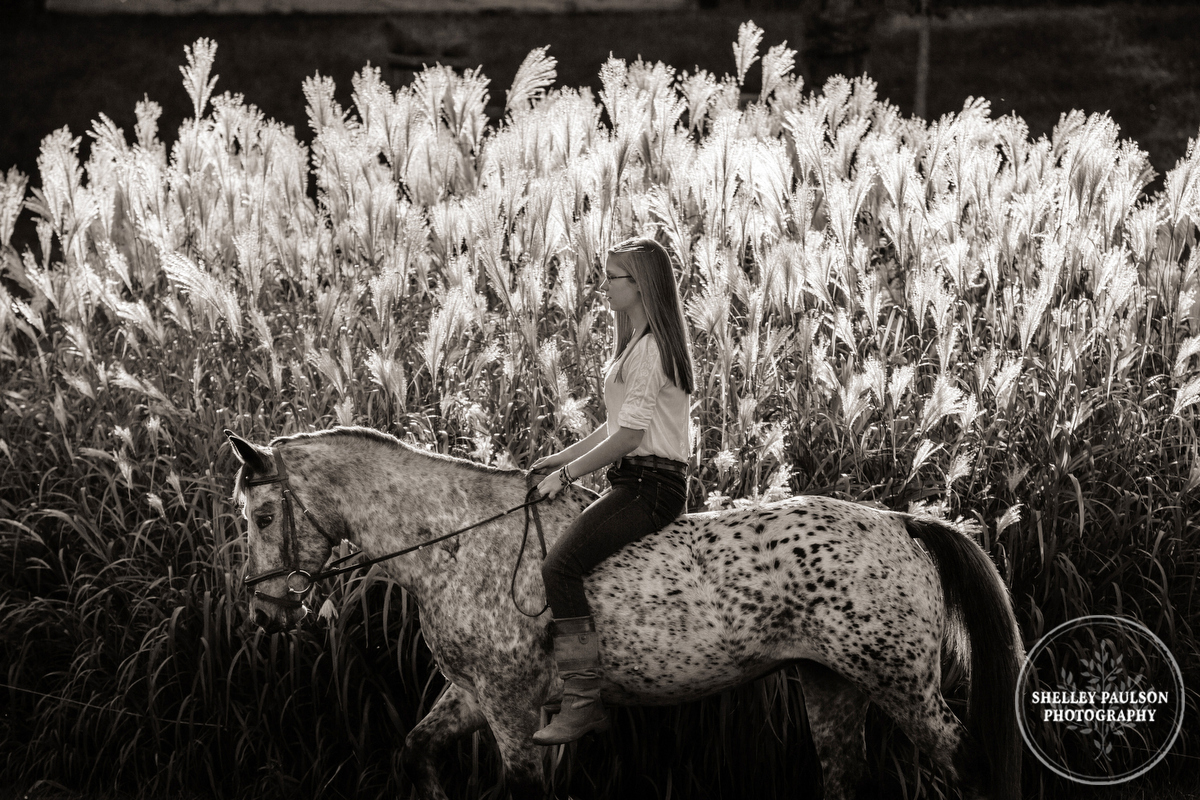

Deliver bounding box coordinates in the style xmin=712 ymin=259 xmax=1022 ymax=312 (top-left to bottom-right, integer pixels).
xmin=241 ymin=447 xmax=553 ymax=617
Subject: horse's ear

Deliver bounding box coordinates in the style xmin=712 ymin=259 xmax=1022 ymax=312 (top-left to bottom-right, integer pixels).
xmin=225 ymin=430 xmax=271 ymax=475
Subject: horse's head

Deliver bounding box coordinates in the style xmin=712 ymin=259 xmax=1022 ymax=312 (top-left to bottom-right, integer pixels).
xmin=226 ymin=430 xmax=339 ymax=633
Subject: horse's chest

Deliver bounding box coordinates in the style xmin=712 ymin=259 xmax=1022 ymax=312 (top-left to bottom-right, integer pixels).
xmin=419 ymin=603 xmax=544 ymax=688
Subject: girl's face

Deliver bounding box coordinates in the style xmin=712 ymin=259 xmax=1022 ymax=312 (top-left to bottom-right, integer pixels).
xmin=601 ymin=256 xmax=641 ymax=314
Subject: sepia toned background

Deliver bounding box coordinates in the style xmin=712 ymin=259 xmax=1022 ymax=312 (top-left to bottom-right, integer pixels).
xmin=2 ymin=1 xmax=1199 ymax=798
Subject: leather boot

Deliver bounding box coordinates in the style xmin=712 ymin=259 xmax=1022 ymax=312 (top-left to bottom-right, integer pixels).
xmin=532 ymin=615 xmax=609 ymax=745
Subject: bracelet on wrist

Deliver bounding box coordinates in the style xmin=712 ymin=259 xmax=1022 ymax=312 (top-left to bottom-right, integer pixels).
xmin=560 ymin=464 xmax=573 ymax=483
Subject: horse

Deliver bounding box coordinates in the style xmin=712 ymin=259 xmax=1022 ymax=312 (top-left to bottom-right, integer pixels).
xmin=226 ymin=426 xmax=1024 ymax=800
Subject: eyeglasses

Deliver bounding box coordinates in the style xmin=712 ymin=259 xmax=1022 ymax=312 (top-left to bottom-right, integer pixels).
xmin=602 ymin=274 xmax=635 ymax=285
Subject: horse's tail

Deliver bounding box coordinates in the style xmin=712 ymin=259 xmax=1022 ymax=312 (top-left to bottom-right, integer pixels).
xmin=904 ymin=515 xmax=1023 ymax=800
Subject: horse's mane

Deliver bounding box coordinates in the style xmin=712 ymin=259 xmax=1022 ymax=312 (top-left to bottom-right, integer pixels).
xmin=233 ymin=426 xmax=524 ymax=504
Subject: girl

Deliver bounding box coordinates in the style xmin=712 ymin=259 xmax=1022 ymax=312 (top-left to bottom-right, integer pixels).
xmin=529 ymin=236 xmax=695 ymax=745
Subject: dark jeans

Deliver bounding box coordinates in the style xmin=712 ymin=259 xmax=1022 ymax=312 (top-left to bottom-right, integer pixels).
xmin=542 ymin=462 xmax=688 ymax=620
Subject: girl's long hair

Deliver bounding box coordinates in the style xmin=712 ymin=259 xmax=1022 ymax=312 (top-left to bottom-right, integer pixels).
xmin=609 ymin=237 xmax=695 ymax=394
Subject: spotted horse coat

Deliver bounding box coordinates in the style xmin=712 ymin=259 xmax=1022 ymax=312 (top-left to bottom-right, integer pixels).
xmin=228 ymin=427 xmax=1024 ymax=800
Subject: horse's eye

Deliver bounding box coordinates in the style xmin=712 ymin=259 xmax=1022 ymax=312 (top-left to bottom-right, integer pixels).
xmin=256 ymin=515 xmax=274 ymax=528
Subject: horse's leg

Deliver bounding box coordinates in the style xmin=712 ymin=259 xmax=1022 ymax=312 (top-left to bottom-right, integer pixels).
xmin=873 ymin=684 xmax=984 ymax=799
xmin=472 ymin=677 xmax=547 ymax=800
xmin=401 ymin=681 xmax=486 ymax=800
xmin=796 ymin=660 xmax=871 ymax=800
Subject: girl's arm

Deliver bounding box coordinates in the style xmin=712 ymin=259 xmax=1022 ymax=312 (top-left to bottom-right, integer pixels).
xmin=562 ymin=427 xmax=643 ymax=480
xmin=530 ymin=424 xmax=610 ymax=473
xmin=536 ymin=426 xmax=643 ymax=498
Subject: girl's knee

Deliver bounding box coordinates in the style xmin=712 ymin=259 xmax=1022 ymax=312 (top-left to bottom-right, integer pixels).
xmin=541 ymin=549 xmax=573 ymax=580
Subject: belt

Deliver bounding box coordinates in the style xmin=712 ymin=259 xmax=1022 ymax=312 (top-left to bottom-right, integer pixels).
xmin=616 ymin=455 xmax=688 ymax=475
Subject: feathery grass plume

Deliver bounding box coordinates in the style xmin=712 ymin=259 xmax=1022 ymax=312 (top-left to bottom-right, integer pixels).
xmin=306 ymin=343 xmax=348 ymax=399
xmin=436 ymin=66 xmax=491 ymax=158
xmin=991 ymin=357 xmax=1023 ymax=408
xmin=647 ymin=185 xmax=691 ymax=272
xmin=959 ymin=391 xmax=980 ymax=430
xmin=1174 ymin=333 xmax=1200 ymax=379
xmin=919 ymin=373 xmax=968 ymax=435
xmin=838 ymin=369 xmax=871 ymax=429
xmin=801 ymin=237 xmax=835 ymax=311
xmin=110 ymin=362 xmax=174 ymax=411
xmin=759 ymin=41 xmax=796 ymax=103
xmin=1123 ymin=204 xmax=1161 ymax=268
xmin=1161 ymin=136 xmax=1200 ymax=251
xmin=679 ymin=69 xmax=718 ymax=133
xmin=233 ymin=228 xmax=265 ymax=300
xmin=112 ymin=297 xmax=166 ymax=348
xmin=351 ymin=64 xmax=395 ymax=150
xmin=907 ymin=439 xmax=943 ymax=483
xmin=762 ymin=464 xmax=793 ymax=503
xmin=761 ymin=241 xmax=802 ymax=316
xmin=303 ymin=73 xmax=345 ymax=136
xmin=935 ymin=320 xmax=959 ymax=375
xmin=366 ymin=339 xmax=407 ymax=413
xmin=525 ymin=174 xmax=569 ymax=274
xmin=422 ymin=286 xmax=474 ymax=383
xmin=739 ymin=287 xmax=766 ymax=385
xmin=368 ymin=265 xmax=406 ymax=333
xmin=161 ymin=251 xmax=242 ymax=341
xmin=17 ymin=249 xmax=56 ymax=313
xmin=33 ymin=127 xmax=83 ymax=238
xmin=783 ymin=105 xmax=830 ymax=190
xmin=1099 ymin=248 xmax=1132 ymax=326
xmin=713 ymin=448 xmax=738 ymax=477
xmin=996 ymin=503 xmax=1023 ymax=538
xmin=334 ymin=396 xmax=355 ymax=426
xmin=1173 ymin=374 xmax=1200 ymax=416
xmin=180 ymin=38 xmax=219 ymax=120
xmin=134 ymin=95 xmax=163 ymax=151
xmin=538 ymin=338 xmax=561 ymax=388
xmin=1019 ymin=240 xmax=1064 ymax=351
xmin=0 ymin=168 xmax=28 ymax=248
xmin=732 ymin=21 xmax=764 ymax=88
xmin=863 ymin=356 xmax=887 ymax=408
xmin=1101 ymin=139 xmax=1155 ymax=244
xmin=627 ymin=56 xmax=676 ymax=104
xmin=686 ymin=281 xmax=731 ymax=341
xmin=97 ymin=241 xmax=133 ymax=295
xmin=888 ymin=363 xmax=915 ymax=407
xmin=749 ymin=138 xmax=793 ymax=240
xmin=598 ymin=55 xmax=632 ymax=131
xmin=506 ymin=46 xmax=557 ymax=118
xmin=945 ymin=447 xmax=975 ymax=487
xmin=974 ymin=347 xmax=997 ymax=396
xmin=556 ymin=393 xmax=590 ymax=435
xmin=62 ymin=321 xmax=92 ymax=365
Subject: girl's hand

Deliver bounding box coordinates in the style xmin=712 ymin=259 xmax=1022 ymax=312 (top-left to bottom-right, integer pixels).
xmin=529 ymin=455 xmax=562 ymax=477
xmin=536 ymin=469 xmax=567 ymax=499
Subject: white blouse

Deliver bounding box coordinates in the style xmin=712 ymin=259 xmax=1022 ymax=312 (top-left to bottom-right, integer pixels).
xmin=603 ymin=334 xmax=691 ymax=464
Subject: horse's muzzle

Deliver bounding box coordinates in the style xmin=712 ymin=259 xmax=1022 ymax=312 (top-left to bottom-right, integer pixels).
xmin=251 ymin=601 xmax=308 ymax=633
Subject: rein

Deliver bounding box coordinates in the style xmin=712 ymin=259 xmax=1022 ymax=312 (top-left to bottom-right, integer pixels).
xmin=242 ymin=448 xmax=552 ymax=617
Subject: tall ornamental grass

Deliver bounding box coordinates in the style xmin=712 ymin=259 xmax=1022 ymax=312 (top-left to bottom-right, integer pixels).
xmin=2 ymin=25 xmax=1197 ymax=798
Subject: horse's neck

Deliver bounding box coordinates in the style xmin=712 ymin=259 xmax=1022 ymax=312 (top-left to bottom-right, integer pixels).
xmin=325 ymin=441 xmax=534 ymax=597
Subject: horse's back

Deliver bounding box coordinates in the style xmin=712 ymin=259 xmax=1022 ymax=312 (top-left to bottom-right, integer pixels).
xmin=584 ymin=495 xmax=943 ymax=704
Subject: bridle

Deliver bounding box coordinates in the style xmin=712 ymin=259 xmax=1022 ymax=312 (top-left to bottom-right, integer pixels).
xmin=241 ymin=446 xmax=552 ymax=617
xmin=242 ymin=449 xmax=340 ymax=610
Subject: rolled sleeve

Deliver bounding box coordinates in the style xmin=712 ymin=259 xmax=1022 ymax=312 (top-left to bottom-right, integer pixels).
xmin=616 ymin=338 xmax=667 ymax=431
